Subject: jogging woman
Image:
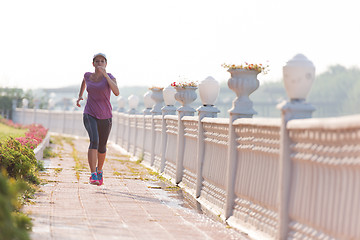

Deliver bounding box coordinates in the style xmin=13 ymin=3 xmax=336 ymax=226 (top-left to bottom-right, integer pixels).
xmin=76 ymin=53 xmax=119 ymax=185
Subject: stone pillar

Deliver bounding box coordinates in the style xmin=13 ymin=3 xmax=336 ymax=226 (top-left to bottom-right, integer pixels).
xmin=224 ymin=69 xmax=260 ymax=218
xmin=128 ymin=95 xmax=139 ymax=115
xmin=47 ymin=98 xmax=55 ymax=131
xmin=196 ymin=76 xmax=220 ymax=197
xmin=150 ymin=88 xmax=163 ymax=166
xmin=62 ymin=98 xmax=70 ymax=134
xmin=160 ymin=86 xmax=177 ymax=172
xmin=34 ymin=98 xmax=40 ymax=125
xmin=174 ymin=86 xmax=197 ymax=184
xmin=127 ymin=95 xmax=139 ymax=152
xmin=117 ymin=96 xmax=125 ymax=113
xmin=143 ymin=91 xmax=154 ymax=115
xmin=11 ymin=99 xmax=17 ymax=121
xmin=116 ymin=96 xmax=125 ymax=145
xmin=277 ymin=54 xmax=316 ymax=240
xmin=22 ymin=98 xmax=29 ymax=125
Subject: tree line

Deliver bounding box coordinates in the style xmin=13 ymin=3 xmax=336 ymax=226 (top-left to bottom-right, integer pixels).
xmin=249 ymin=64 xmax=360 ymax=118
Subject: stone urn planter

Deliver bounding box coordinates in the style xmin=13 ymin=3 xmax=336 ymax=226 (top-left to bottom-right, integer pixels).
xmin=283 ymin=54 xmax=315 ymax=101
xmin=227 ymin=68 xmax=260 ymax=117
xmin=174 ymin=86 xmax=197 ymax=116
xmin=149 ymin=88 xmax=164 ymax=115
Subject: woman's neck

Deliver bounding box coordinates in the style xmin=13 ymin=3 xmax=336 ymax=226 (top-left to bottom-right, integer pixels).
xmin=90 ymin=71 xmax=103 ymax=82
xmin=94 ymin=70 xmax=102 ymax=76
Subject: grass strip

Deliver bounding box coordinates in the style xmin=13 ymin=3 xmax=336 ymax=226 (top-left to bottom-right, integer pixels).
xmin=0 ymin=122 xmax=26 ymax=141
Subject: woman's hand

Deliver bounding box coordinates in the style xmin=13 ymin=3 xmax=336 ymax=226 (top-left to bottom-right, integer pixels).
xmin=97 ymin=66 xmax=107 ymax=77
xmin=76 ymin=97 xmax=83 ymax=107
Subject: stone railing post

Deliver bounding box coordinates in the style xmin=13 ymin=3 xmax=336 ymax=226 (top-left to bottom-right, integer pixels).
xmin=127 ymin=95 xmax=139 ymax=152
xmin=195 ymin=76 xmax=220 ymax=197
xmin=22 ymin=98 xmax=29 ymax=125
xmin=160 ymin=86 xmax=177 ymax=172
xmin=47 ymin=98 xmax=55 ymax=131
xmin=11 ymin=99 xmax=17 ymax=120
xmin=143 ymin=91 xmax=155 ymax=159
xmin=34 ymin=98 xmax=40 ymax=125
xmin=150 ymin=88 xmax=164 ymax=166
xmin=128 ymin=95 xmax=139 ymax=115
xmin=117 ymin=96 xmax=125 ymax=113
xmin=143 ymin=91 xmax=154 ymax=115
xmin=62 ymin=98 xmax=70 ymax=133
xmin=116 ymin=96 xmax=125 ymax=145
xmin=174 ymin=85 xmax=197 ymax=184
xmin=224 ymin=68 xmax=260 ymax=219
xmin=116 ymin=113 xmax=122 ymax=146
xmin=71 ymin=98 xmax=77 ymax=134
xmin=132 ymin=116 xmax=138 ymax=156
xmin=277 ymin=54 xmax=316 ymax=239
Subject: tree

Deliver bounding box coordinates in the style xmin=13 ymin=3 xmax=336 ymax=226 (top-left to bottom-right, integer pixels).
xmin=308 ymin=65 xmax=360 ymax=117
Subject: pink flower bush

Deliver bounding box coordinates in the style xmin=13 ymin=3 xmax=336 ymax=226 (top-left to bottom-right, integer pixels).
xmin=1 ymin=118 xmax=48 ymax=149
xmin=16 ymin=124 xmax=48 ymax=149
xmin=15 ymin=137 xmax=39 ymax=149
xmin=0 ymin=118 xmax=25 ymax=129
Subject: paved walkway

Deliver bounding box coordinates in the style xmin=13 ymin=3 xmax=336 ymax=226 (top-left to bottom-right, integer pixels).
xmin=24 ymin=135 xmax=250 ymax=240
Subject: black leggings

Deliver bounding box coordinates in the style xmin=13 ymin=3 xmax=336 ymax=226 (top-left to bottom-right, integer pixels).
xmin=83 ymin=114 xmax=112 ymax=153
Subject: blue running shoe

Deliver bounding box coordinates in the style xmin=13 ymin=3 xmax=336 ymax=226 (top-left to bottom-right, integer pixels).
xmin=96 ymin=167 xmax=103 ymax=186
xmin=89 ymin=172 xmax=99 ymax=185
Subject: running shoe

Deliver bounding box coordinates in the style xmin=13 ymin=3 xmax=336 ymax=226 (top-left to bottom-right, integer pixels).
xmin=89 ymin=172 xmax=99 ymax=185
xmin=97 ymin=168 xmax=103 ymax=186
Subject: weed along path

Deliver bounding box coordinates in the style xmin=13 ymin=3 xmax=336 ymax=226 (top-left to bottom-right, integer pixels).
xmin=24 ymin=135 xmax=249 ymax=240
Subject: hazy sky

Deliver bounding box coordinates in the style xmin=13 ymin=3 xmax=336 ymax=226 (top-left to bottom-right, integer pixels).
xmin=1 ymin=0 xmax=359 ymax=90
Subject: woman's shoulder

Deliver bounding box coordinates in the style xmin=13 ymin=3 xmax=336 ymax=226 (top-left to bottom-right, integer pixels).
xmin=107 ymin=73 xmax=115 ymax=79
xmin=84 ymin=72 xmax=93 ymax=79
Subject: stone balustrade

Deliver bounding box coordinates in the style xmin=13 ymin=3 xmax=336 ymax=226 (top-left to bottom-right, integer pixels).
xmin=13 ymin=107 xmax=360 ymax=239
xmin=11 ymin=54 xmax=360 ymax=239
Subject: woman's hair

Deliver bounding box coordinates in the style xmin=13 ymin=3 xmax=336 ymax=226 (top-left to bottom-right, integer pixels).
xmin=93 ymin=53 xmax=107 ymax=63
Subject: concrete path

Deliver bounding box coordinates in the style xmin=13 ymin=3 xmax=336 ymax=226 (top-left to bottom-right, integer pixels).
xmin=24 ymin=135 xmax=250 ymax=240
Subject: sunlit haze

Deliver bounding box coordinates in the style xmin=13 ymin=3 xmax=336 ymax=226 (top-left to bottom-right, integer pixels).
xmin=1 ymin=0 xmax=359 ymax=90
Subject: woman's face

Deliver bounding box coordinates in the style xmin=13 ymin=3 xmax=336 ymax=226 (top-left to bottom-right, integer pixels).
xmin=93 ymin=56 xmax=107 ymax=68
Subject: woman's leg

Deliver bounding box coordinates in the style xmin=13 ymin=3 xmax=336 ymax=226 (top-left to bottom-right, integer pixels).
xmin=97 ymin=152 xmax=106 ymax=171
xmin=88 ymin=149 xmax=98 ymax=173
xmin=83 ymin=114 xmax=99 ymax=173
xmin=96 ymin=118 xmax=112 ymax=171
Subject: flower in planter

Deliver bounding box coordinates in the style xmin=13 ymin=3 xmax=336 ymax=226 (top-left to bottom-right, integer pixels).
xmin=171 ymin=76 xmax=198 ymax=88
xmin=222 ymin=62 xmax=269 ymax=74
xmin=171 ymin=80 xmax=198 ymax=88
xmin=149 ymin=86 xmax=164 ymax=91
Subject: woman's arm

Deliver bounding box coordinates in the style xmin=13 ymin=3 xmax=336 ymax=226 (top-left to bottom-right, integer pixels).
xmin=104 ymin=74 xmax=120 ymax=96
xmin=76 ymin=78 xmax=86 ymax=107
xmin=97 ymin=66 xmax=120 ymax=96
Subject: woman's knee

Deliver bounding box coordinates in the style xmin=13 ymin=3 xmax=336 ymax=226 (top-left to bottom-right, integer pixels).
xmin=98 ymin=145 xmax=107 ymax=153
xmin=89 ymin=139 xmax=99 ymax=150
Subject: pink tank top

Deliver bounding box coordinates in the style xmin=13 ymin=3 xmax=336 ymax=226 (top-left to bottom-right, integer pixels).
xmin=83 ymin=72 xmax=115 ymax=119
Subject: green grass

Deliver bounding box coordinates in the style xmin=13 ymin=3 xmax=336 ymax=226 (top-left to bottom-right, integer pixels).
xmin=0 ymin=123 xmax=26 ymax=141
xmin=43 ymin=146 xmax=57 ymax=158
